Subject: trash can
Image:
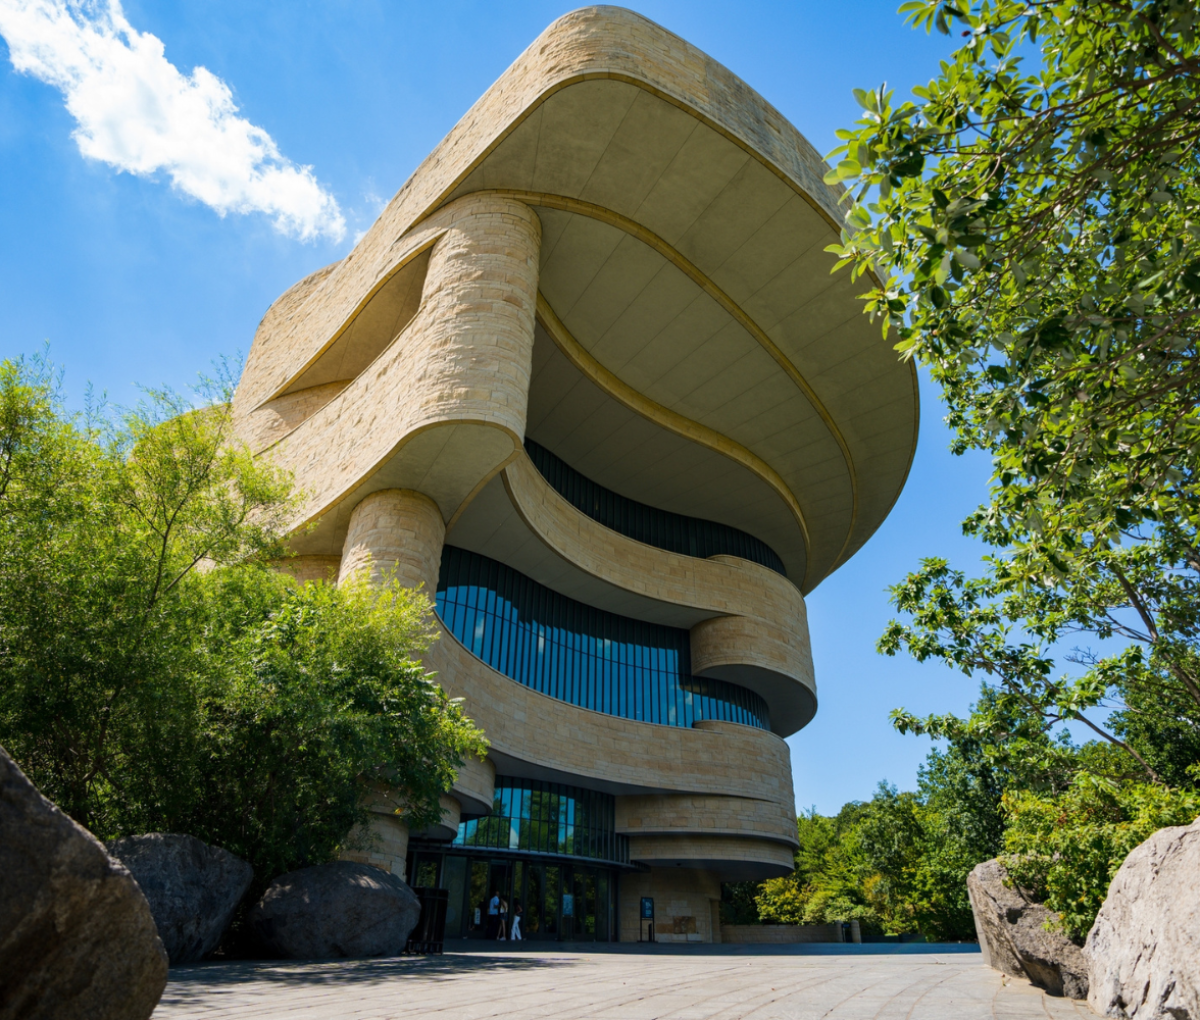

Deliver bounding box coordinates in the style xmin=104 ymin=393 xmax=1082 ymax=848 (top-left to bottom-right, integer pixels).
xmin=406 ymin=887 xmax=449 ymax=954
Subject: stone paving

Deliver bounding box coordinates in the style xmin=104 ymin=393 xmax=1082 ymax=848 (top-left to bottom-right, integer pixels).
xmin=156 ymin=945 xmax=1099 ymax=1019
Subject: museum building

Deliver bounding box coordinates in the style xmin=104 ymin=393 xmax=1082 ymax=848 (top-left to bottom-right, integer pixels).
xmin=231 ymin=6 xmax=918 ymax=942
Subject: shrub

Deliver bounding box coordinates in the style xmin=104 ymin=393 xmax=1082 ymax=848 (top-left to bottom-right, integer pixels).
xmin=1002 ymin=778 xmax=1200 ymax=939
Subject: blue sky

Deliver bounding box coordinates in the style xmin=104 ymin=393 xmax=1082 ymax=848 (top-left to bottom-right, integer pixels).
xmin=0 ymin=0 xmax=997 ymax=813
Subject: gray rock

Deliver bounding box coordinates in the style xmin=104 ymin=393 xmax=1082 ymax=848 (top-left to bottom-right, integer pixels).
xmin=1086 ymin=816 xmax=1200 ymax=1019
xmin=106 ymin=833 xmax=253 ymax=965
xmin=249 ymin=860 xmax=420 ymax=959
xmin=967 ymin=858 xmax=1089 ymax=999
xmin=0 ymin=745 xmax=167 ymax=1020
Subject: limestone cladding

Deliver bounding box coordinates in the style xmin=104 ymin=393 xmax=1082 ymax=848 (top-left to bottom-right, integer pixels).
xmin=503 ymin=453 xmax=815 ymax=726
xmin=626 ymin=834 xmax=797 ymax=873
xmin=615 ymin=794 xmax=797 ymax=848
xmin=690 ymin=614 xmax=805 ymax=682
xmin=421 ymin=631 xmax=797 ymax=874
xmin=232 ymin=8 xmax=842 ymax=421
xmin=449 ymin=754 xmax=496 ymax=818
xmin=329 ymin=484 xmax=493 ymax=833
xmin=239 ymin=380 xmax=349 ymax=455
xmin=423 ymin=632 xmax=794 ymax=807
xmin=341 ymin=784 xmax=410 ymax=877
xmin=339 ymin=489 xmax=446 ymax=590
xmin=235 ymin=194 xmax=541 ymax=538
xmin=274 ymin=555 xmax=342 ymax=585
xmin=618 ymin=866 xmax=723 ymax=944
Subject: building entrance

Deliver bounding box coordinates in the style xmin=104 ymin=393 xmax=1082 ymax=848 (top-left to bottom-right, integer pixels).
xmin=407 ymin=848 xmax=619 ymax=942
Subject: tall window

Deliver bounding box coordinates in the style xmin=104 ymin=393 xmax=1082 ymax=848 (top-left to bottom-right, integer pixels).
xmin=436 ymin=546 xmax=770 ymax=730
xmin=526 ymin=439 xmax=786 ymax=575
xmin=453 ymin=778 xmax=629 ymax=865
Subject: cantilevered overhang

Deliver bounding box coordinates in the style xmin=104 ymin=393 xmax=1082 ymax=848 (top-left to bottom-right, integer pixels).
xmin=233 ymin=5 xmax=918 ymax=593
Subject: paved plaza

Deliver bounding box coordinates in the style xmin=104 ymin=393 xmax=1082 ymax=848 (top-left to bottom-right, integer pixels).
xmin=157 ymin=946 xmax=1098 ymax=1019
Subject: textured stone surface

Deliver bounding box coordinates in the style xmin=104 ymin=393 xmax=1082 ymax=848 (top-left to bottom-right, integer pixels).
xmin=156 ymin=948 xmax=1098 ymax=1020
xmin=968 ymin=858 xmax=1089 ymax=999
xmin=106 ymin=833 xmax=254 ymax=965
xmin=0 ymin=745 xmax=167 ymax=1020
xmin=338 ymin=488 xmax=446 ymax=589
xmin=618 ymin=866 xmax=722 ymax=944
xmin=720 ymin=923 xmax=847 ymax=944
xmin=229 ymin=5 xmax=929 ymax=947
xmin=424 ymin=630 xmax=800 ymax=863
xmin=1085 ymin=817 xmax=1200 ymax=1019
xmin=238 ymin=193 xmax=542 ymax=549
xmin=250 ymin=861 xmax=421 ymax=960
xmin=500 ymin=454 xmax=815 ymax=735
xmin=231 ymin=6 xmax=918 ymax=593
xmin=337 ymin=785 xmax=411 ymax=878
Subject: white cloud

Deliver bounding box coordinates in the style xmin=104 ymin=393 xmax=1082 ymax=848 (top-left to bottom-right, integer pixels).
xmin=0 ymin=0 xmax=345 ymax=241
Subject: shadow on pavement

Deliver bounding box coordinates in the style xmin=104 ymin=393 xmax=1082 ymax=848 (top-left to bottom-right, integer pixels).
xmin=167 ymin=952 xmax=569 ymax=991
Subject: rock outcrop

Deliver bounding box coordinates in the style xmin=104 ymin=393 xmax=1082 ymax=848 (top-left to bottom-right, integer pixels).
xmin=967 ymin=858 xmax=1089 ymax=999
xmin=107 ymin=833 xmax=254 ymax=965
xmin=249 ymin=860 xmax=420 ymax=959
xmin=0 ymin=746 xmax=168 ymax=1020
xmin=1086 ymin=817 xmax=1200 ymax=1019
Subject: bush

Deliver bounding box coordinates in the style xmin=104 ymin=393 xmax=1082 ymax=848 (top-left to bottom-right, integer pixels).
xmin=1003 ymin=779 xmax=1200 ymax=940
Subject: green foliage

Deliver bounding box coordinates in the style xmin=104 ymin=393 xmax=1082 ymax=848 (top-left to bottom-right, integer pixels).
xmin=828 ymin=1 xmax=1200 ymax=547
xmin=181 ymin=571 xmax=484 ymax=882
xmin=1002 ymin=778 xmax=1200 ymax=939
xmin=736 ymin=2 xmax=1200 ymax=943
xmin=0 ymin=353 xmax=486 ymax=883
xmin=825 ymin=0 xmax=1200 ymax=793
xmin=753 ymin=756 xmax=1001 ymax=941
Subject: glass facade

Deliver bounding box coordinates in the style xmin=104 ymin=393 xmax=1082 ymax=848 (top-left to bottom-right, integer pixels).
xmin=453 ymin=778 xmax=630 ymax=865
xmin=406 ymin=847 xmax=618 ymax=942
xmin=526 ymin=438 xmax=786 ymax=575
xmin=436 ymin=545 xmax=770 ymax=730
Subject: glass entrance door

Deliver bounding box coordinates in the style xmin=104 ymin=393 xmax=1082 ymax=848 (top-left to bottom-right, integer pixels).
xmin=409 ymin=848 xmax=619 ymax=943
xmin=488 ymin=861 xmax=512 ymax=939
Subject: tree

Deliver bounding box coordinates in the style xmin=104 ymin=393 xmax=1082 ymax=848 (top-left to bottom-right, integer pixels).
xmin=823 ymin=0 xmax=1200 ymax=787
xmin=0 ymin=353 xmax=486 ymax=881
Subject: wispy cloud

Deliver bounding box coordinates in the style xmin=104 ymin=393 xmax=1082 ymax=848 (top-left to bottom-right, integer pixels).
xmin=0 ymin=0 xmax=345 ymax=241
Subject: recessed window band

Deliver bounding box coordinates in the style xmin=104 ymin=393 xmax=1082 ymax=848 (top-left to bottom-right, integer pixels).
xmin=436 ymin=546 xmax=769 ymax=730
xmin=525 ymin=439 xmax=786 ymax=576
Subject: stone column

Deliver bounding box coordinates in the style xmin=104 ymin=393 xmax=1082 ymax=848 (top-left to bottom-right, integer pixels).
xmin=336 ymin=489 xmax=446 ymax=877
xmin=337 ymin=488 xmax=446 ymax=590
xmin=336 ymin=489 xmax=448 ymax=868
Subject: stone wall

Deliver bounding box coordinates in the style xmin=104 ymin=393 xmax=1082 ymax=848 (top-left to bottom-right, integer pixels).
xmin=721 ymin=924 xmax=846 ymax=944
xmin=619 ymin=866 xmax=722 ymax=943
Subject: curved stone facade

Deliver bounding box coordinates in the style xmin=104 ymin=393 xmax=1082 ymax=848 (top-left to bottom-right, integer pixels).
xmin=234 ymin=7 xmax=917 ymax=942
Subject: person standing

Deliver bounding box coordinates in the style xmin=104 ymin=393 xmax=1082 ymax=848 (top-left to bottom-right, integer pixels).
xmin=511 ymin=899 xmax=523 ymax=941
xmin=486 ymin=890 xmax=500 ymax=940
xmin=497 ymin=897 xmax=508 ymax=940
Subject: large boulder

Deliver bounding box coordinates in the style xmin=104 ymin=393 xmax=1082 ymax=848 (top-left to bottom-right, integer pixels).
xmin=1086 ymin=817 xmax=1200 ymax=1019
xmin=967 ymin=858 xmax=1089 ymax=999
xmin=249 ymin=860 xmax=420 ymax=959
xmin=0 ymin=746 xmax=167 ymax=1020
xmin=106 ymin=833 xmax=254 ymax=965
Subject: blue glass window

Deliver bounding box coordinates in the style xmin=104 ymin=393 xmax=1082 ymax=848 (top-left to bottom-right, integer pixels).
xmin=436 ymin=546 xmax=770 ymax=730
xmin=453 ymin=778 xmax=629 ymax=865
xmin=525 ymin=439 xmax=786 ymax=576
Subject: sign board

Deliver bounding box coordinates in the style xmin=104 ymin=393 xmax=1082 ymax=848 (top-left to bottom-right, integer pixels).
xmin=562 ymin=893 xmax=575 ymax=917
xmin=641 ymin=896 xmax=654 ymax=920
